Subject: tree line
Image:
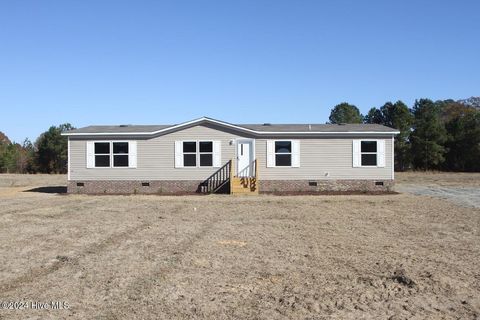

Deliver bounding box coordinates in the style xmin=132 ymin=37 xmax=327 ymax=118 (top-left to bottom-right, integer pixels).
xmin=329 ymin=99 xmax=480 ymax=171
xmin=0 ymin=124 xmax=74 ymax=173
xmin=1 ymin=98 xmax=479 ymax=174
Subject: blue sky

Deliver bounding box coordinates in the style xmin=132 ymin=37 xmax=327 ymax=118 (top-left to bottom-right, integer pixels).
xmin=1 ymin=0 xmax=479 ymax=143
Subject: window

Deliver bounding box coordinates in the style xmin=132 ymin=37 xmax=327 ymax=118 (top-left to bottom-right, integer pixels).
xmin=199 ymin=141 xmax=213 ymax=167
xmin=113 ymin=142 xmax=129 ymax=167
xmin=361 ymin=141 xmax=377 ymax=166
xmin=182 ymin=141 xmax=213 ymax=167
xmin=275 ymin=141 xmax=292 ymax=166
xmin=266 ymin=140 xmax=300 ymax=168
xmin=94 ymin=142 xmax=110 ymax=167
xmin=94 ymin=142 xmax=130 ymax=168
xmin=183 ymin=141 xmax=197 ymax=167
xmin=175 ymin=140 xmax=220 ymax=168
xmin=352 ymin=140 xmax=384 ymax=168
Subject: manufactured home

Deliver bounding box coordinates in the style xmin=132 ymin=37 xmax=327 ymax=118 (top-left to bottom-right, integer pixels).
xmin=62 ymin=117 xmax=399 ymax=194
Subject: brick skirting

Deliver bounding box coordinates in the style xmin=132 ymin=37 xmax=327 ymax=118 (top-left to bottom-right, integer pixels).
xmin=68 ymin=179 xmax=394 ymax=194
xmin=67 ymin=180 xmax=204 ymax=194
xmin=260 ymin=179 xmax=394 ymax=193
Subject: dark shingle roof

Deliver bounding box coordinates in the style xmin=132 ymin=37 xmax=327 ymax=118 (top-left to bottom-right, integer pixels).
xmin=64 ymin=117 xmax=399 ymax=135
xmin=239 ymin=123 xmax=396 ymax=133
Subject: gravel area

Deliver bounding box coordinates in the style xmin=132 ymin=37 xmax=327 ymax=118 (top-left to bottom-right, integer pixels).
xmin=396 ymin=172 xmax=480 ymax=208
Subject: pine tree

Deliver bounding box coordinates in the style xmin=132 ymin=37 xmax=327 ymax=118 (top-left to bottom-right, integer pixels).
xmin=328 ymin=103 xmax=363 ymax=124
xmin=35 ymin=123 xmax=74 ymax=173
xmin=443 ymin=105 xmax=480 ymax=171
xmin=410 ymin=99 xmax=447 ymax=170
xmin=364 ymin=101 xmax=414 ymax=171
xmin=364 ymin=107 xmax=384 ymax=124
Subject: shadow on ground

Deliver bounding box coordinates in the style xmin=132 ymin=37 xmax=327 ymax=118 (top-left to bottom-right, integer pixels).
xmin=24 ymin=186 xmax=67 ymax=194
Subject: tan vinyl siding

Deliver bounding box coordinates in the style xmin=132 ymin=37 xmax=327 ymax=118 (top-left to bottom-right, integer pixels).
xmin=70 ymin=125 xmax=244 ymax=181
xmin=69 ymin=124 xmax=393 ymax=181
xmin=256 ymin=138 xmax=392 ymax=180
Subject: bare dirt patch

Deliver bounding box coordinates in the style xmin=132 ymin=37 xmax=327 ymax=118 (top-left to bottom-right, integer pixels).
xmin=0 ymin=174 xmax=479 ymax=319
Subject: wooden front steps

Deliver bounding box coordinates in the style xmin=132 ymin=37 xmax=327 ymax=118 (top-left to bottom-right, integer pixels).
xmin=199 ymin=159 xmax=259 ymax=195
xmin=230 ymin=159 xmax=259 ymax=195
xmin=231 ymin=177 xmax=259 ymax=195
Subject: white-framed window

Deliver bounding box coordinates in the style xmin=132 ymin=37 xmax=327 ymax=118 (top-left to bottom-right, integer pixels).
xmin=175 ymin=140 xmax=218 ymax=168
xmin=352 ymin=139 xmax=385 ymax=168
xmin=275 ymin=141 xmax=292 ymax=166
xmin=360 ymin=140 xmax=377 ymax=166
xmin=199 ymin=141 xmax=213 ymax=167
xmin=183 ymin=141 xmax=197 ymax=167
xmin=87 ymin=141 xmax=137 ymax=168
xmin=94 ymin=142 xmax=111 ymax=167
xmin=112 ymin=142 xmax=129 ymax=167
xmin=266 ymin=140 xmax=300 ymax=168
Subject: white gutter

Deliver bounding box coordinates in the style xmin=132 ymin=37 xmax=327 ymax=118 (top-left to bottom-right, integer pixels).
xmin=62 ymin=117 xmax=400 ymax=136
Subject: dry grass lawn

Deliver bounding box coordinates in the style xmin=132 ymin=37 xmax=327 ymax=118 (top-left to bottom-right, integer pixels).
xmin=0 ymin=173 xmax=479 ymax=319
xmin=396 ymin=171 xmax=480 ymax=187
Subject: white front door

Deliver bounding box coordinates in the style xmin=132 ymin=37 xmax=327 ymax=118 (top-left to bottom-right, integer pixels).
xmin=237 ymin=140 xmax=254 ymax=177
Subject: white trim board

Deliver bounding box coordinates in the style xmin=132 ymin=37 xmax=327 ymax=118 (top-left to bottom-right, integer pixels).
xmin=67 ymin=138 xmax=71 ymax=180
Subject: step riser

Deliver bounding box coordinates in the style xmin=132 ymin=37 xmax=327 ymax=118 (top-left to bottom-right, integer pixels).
xmin=231 ymin=176 xmax=259 ymax=194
